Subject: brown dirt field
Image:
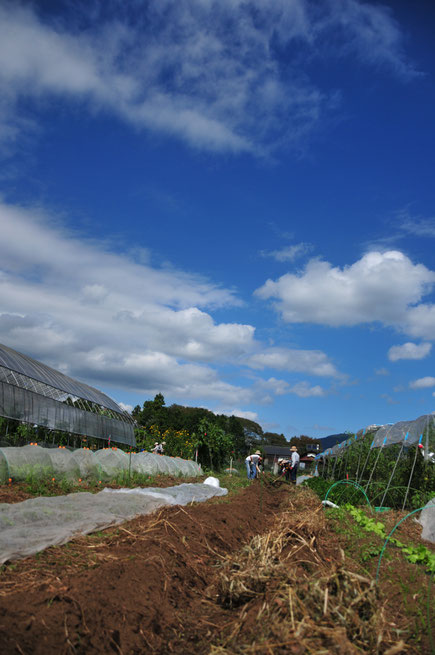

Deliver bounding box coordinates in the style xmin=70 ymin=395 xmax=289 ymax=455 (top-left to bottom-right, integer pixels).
xmin=0 ymin=479 xmax=433 ymax=654
xmin=0 ymin=476 xmax=203 ymax=504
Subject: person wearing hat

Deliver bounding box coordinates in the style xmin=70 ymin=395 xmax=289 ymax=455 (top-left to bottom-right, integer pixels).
xmin=289 ymin=445 xmax=300 ymax=484
xmin=152 ymin=441 xmax=163 ymax=454
xmin=245 ymin=450 xmax=262 ymax=479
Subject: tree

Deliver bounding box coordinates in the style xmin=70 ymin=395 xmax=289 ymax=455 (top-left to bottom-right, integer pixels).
xmin=196 ymin=418 xmax=234 ymax=470
xmin=136 ymin=394 xmax=168 ymax=429
xmin=289 ymin=435 xmax=321 ymax=453
xmin=263 ymin=432 xmax=288 ymax=446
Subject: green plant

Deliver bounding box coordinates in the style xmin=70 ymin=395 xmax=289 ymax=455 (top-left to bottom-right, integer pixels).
xmin=346 ymin=505 xmax=435 ymax=574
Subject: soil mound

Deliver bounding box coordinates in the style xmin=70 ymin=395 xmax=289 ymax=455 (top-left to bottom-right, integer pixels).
xmin=0 ymin=481 xmax=287 ymax=654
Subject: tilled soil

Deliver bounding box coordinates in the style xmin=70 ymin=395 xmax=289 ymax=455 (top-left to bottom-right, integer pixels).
xmin=0 ymin=480 xmax=433 ymax=654
xmin=0 ymin=480 xmax=289 ymax=654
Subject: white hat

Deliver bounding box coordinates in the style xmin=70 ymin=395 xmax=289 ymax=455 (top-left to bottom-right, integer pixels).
xmin=154 ymin=442 xmax=159 ymax=446
xmin=278 ymin=458 xmax=284 ymax=463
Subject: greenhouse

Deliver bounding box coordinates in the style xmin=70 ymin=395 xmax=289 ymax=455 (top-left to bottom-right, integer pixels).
xmin=0 ymin=445 xmax=202 ymax=483
xmin=316 ymin=413 xmax=435 ymax=510
xmin=0 ymin=343 xmax=135 ymax=446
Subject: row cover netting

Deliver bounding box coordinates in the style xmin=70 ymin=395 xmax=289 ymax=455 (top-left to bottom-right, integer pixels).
xmin=315 ymin=413 xmax=435 ymax=512
xmin=319 ymin=414 xmax=435 ymax=460
xmin=0 ymin=445 xmax=202 ymax=482
xmin=0 ymin=481 xmax=227 ymax=563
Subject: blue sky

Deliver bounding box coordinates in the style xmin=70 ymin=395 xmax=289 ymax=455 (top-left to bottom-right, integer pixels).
xmin=0 ymin=0 xmax=435 ymax=439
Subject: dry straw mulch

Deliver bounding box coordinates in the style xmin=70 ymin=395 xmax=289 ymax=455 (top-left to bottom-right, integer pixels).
xmin=209 ymin=487 xmax=406 ymax=655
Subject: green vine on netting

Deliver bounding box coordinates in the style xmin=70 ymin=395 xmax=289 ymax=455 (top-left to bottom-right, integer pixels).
xmin=344 ymin=505 xmax=435 ymax=574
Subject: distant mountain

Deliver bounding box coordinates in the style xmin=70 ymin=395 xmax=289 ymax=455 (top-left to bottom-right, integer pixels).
xmin=318 ymin=433 xmax=349 ymax=451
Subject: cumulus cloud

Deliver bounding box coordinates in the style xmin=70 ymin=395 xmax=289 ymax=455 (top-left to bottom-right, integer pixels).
xmin=288 ymin=381 xmax=326 ymax=397
xmin=0 ymin=200 xmax=260 ymax=401
xmin=388 ymin=342 xmax=432 ymax=362
xmin=0 ymin=199 xmax=349 ymax=409
xmin=255 ymin=251 xmax=435 ymax=333
xmin=247 ymin=347 xmax=339 ymax=377
xmin=118 ymin=402 xmax=133 ymax=413
xmin=402 ymin=304 xmax=435 ymax=342
xmin=258 ymin=377 xmax=326 ymax=398
xmin=0 ymin=0 xmax=419 ymax=154
xmin=409 ymin=377 xmax=435 ymax=390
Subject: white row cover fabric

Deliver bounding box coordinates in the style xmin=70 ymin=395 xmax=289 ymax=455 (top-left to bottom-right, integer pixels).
xmin=417 ymin=497 xmax=435 ymax=544
xmin=0 ymin=445 xmax=202 ymax=482
xmin=0 ymin=480 xmax=227 ymax=564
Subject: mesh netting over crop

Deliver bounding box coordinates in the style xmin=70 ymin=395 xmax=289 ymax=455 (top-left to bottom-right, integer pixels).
xmin=71 ymin=448 xmax=101 ymax=479
xmin=372 ymin=414 xmax=435 ymax=450
xmin=0 ymin=481 xmax=227 ymax=563
xmin=315 ymin=414 xmax=435 ymax=511
xmin=0 ymin=445 xmax=53 ymax=482
xmin=0 ymin=445 xmax=202 ymax=483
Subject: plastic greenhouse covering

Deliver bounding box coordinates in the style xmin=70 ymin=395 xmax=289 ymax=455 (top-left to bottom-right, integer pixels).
xmin=318 ymin=414 xmax=435 ymax=460
xmin=0 ymin=445 xmax=202 ymax=483
xmin=314 ymin=413 xmax=435 ymax=516
xmin=0 ymin=342 xmax=136 ymax=445
xmin=371 ymin=414 xmax=435 ymax=454
xmin=0 ymin=480 xmax=227 ymax=564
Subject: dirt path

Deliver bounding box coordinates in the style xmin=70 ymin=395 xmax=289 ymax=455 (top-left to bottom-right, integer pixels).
xmin=0 ymin=480 xmax=433 ymax=654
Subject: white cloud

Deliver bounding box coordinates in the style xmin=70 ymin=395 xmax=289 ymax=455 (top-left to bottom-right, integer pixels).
xmin=325 ymin=0 xmax=421 ymax=80
xmin=409 ymin=377 xmax=435 ymax=390
xmin=402 ymin=304 xmax=435 ymax=342
xmin=258 ymin=377 xmax=326 ymax=398
xmin=288 ymin=381 xmax=326 ymax=397
xmin=0 ymin=200 xmax=260 ymax=402
xmin=217 ymin=408 xmax=259 ymax=421
xmin=388 ymin=342 xmax=432 ymax=362
xmin=0 ymin=199 xmax=347 ymax=409
xmin=255 ymin=251 xmax=435 ymax=332
xmin=0 ymin=0 xmax=419 ymax=154
xmin=247 ymin=347 xmax=339 ymax=377
xmin=261 ymin=243 xmax=313 ymax=262
xmin=118 ymin=402 xmax=133 ymax=413
xmin=395 ymin=209 xmax=435 ymax=239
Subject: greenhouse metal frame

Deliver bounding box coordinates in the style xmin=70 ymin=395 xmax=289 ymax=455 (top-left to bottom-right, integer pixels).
xmin=0 ymin=343 xmax=135 ymax=446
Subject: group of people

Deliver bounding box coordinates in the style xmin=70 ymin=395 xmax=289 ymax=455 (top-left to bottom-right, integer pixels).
xmin=245 ymin=445 xmax=300 ymax=484
xmin=151 ymin=441 xmax=165 ymax=454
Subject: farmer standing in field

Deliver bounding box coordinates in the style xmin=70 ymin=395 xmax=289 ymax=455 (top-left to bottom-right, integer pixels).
xmin=289 ymin=445 xmax=300 ymax=484
xmin=245 ymin=450 xmax=262 ymax=479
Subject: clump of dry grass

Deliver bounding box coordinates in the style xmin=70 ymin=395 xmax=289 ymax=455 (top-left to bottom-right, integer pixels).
xmin=210 ymin=489 xmax=402 ymax=655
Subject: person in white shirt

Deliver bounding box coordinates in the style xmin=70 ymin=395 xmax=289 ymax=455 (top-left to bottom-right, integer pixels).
xmin=289 ymin=445 xmax=300 ymax=484
xmin=245 ymin=450 xmax=262 ymax=479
